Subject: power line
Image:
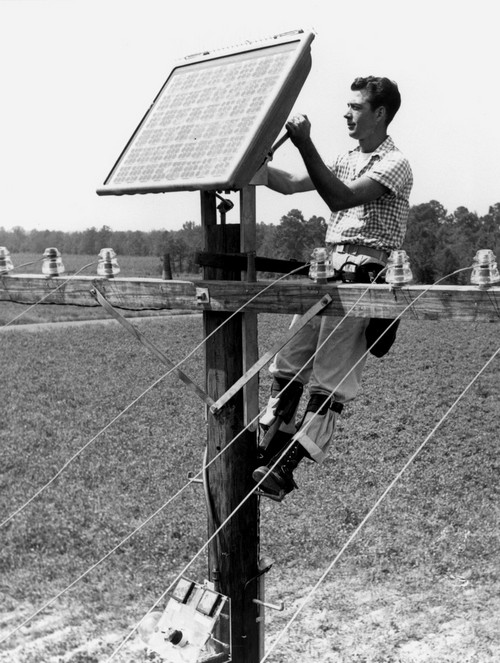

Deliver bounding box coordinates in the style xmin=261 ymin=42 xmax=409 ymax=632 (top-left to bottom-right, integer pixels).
xmin=53 ymin=274 xmax=399 ymax=656
xmin=0 ymin=473 xmax=201 ymax=645
xmin=107 ymin=295 xmax=495 ymax=663
xmin=0 ymin=366 xmax=172 ymax=529
xmin=260 ymin=339 xmax=500 ymax=663
xmin=2 ymin=263 xmax=487 ymax=657
xmin=103 ymin=277 xmax=403 ymax=659
xmin=101 ymin=265 xmax=497 ymax=662
xmin=0 ymin=399 xmax=267 ymax=644
xmin=1 ymin=266 xmax=320 ymax=642
xmin=0 ymin=265 xmax=307 ymax=527
xmin=286 ymin=266 xmax=473 ymax=446
xmin=247 ymin=268 xmax=474 ymax=509
xmin=0 ymin=261 xmax=97 ymax=328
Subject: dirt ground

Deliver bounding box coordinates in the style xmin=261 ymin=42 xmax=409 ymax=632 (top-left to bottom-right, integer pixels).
xmin=2 ymin=569 xmax=499 ymax=663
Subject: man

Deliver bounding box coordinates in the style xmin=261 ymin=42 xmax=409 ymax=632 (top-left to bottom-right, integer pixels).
xmin=253 ymin=76 xmax=413 ymax=500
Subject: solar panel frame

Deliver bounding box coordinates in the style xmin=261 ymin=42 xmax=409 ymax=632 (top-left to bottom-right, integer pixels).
xmin=97 ymin=30 xmax=315 ymax=195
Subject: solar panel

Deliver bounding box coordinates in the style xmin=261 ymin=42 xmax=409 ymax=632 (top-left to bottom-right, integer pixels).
xmin=97 ymin=30 xmax=315 ymax=195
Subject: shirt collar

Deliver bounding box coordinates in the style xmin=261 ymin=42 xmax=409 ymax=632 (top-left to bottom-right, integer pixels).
xmin=349 ymin=135 xmax=395 ymax=158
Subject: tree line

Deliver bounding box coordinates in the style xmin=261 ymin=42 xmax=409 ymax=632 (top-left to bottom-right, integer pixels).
xmin=2 ymin=200 xmax=499 ymax=284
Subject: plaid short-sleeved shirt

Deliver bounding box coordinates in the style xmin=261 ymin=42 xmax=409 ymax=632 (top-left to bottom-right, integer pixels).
xmin=325 ymin=136 xmax=413 ymax=252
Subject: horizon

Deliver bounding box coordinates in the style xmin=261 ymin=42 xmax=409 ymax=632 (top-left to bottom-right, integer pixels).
xmin=2 ymin=195 xmax=498 ymax=239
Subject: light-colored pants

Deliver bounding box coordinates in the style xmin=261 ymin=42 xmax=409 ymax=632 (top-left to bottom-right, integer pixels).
xmin=268 ymin=315 xmax=369 ymax=461
xmin=268 ymin=252 xmax=382 ymax=461
xmin=269 ymin=314 xmax=369 ymax=403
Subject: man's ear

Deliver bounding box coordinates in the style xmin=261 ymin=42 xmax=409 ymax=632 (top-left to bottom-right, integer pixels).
xmin=376 ymin=106 xmax=387 ymax=124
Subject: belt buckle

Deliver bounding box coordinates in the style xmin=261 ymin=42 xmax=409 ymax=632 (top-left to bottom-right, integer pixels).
xmin=336 ymin=243 xmax=347 ymax=254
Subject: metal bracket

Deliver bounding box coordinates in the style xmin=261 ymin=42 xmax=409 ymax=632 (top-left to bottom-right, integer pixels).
xmin=253 ymin=598 xmax=284 ymax=612
xmin=196 ymin=287 xmax=210 ymax=305
xmin=187 ymin=471 xmax=203 ymax=485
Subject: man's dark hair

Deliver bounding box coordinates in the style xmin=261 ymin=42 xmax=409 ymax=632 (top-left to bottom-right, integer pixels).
xmin=351 ymin=76 xmax=401 ymax=125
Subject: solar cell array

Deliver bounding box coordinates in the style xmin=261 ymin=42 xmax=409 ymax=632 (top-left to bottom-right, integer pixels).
xmin=97 ymin=31 xmax=314 ymax=195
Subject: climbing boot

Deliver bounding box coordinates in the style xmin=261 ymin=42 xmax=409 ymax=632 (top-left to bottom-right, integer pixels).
xmin=253 ymin=441 xmax=308 ymax=501
xmin=256 ymin=429 xmax=294 ymax=467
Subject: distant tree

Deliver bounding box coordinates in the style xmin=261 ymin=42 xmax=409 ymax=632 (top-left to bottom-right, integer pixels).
xmin=129 ymin=230 xmax=149 ymax=256
xmin=273 ymin=209 xmax=307 ymax=260
xmin=478 ymin=203 xmax=500 ymax=257
xmin=169 ymin=235 xmax=189 ymax=272
xmin=403 ymin=200 xmax=448 ymax=283
xmin=256 ymin=222 xmax=277 ymax=258
xmin=60 ymin=230 xmax=81 ymax=254
xmin=108 ymin=230 xmax=127 ymax=256
xmin=6 ymin=226 xmax=28 ymax=252
xmin=477 ymin=204 xmax=500 ymax=247
xmin=146 ymin=229 xmax=171 ymax=256
xmin=176 ymin=221 xmax=202 ymax=273
xmin=5 ymin=199 xmax=500 ymax=281
xmin=304 ymin=215 xmax=327 ymax=250
xmin=271 ymin=210 xmax=328 ymax=262
xmin=97 ymin=225 xmax=113 ymax=251
xmin=80 ymin=227 xmax=99 ymax=255
xmin=445 ymin=207 xmax=481 ymax=283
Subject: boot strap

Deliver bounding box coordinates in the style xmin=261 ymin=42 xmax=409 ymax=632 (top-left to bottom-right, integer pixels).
xmin=306 ymin=394 xmax=343 ymax=416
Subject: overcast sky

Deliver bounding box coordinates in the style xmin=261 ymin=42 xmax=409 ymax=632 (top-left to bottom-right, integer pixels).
xmin=0 ymin=0 xmax=498 ymax=233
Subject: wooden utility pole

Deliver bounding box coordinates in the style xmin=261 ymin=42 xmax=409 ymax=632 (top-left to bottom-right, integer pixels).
xmin=201 ymin=190 xmax=260 ymax=663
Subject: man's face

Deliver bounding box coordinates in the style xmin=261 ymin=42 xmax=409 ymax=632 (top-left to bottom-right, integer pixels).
xmin=344 ymin=89 xmax=381 ymax=141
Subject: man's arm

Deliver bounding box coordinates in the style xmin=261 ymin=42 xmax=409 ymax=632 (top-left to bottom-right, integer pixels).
xmin=266 ymin=164 xmax=314 ymax=195
xmin=287 ymin=115 xmax=389 ymax=211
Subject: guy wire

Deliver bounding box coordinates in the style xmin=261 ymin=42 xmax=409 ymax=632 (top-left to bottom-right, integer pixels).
xmin=103 ymin=427 xmax=279 ymax=662
xmin=284 ymin=266 xmax=473 ymax=447
xmin=0 ymin=365 xmax=180 ymax=530
xmin=70 ymin=265 xmax=495 ymax=659
xmin=251 ymin=267 xmax=474 ymax=523
xmin=2 ymin=264 xmax=479 ymax=649
xmin=0 ymin=264 xmax=307 ymax=527
xmin=0 ymin=406 xmax=267 ymax=643
xmin=10 ymin=266 xmax=475 ymax=652
xmin=0 ymin=258 xmax=43 ymax=301
xmin=16 ymin=270 xmax=385 ymax=647
xmin=260 ymin=338 xmax=500 ymax=663
xmin=100 ymin=275 xmax=391 ymax=659
xmin=12 ymin=258 xmax=44 ymax=271
xmin=110 ymin=303 xmax=496 ymax=662
xmin=5 ymin=408 xmax=268 ymax=652
xmin=0 ymin=266 xmax=313 ymax=636
xmin=3 ymin=293 xmax=311 ymax=642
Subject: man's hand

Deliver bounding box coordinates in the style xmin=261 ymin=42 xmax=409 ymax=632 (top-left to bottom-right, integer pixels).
xmin=285 ymin=114 xmax=311 ymax=147
xmin=283 ymin=114 xmax=389 ymax=212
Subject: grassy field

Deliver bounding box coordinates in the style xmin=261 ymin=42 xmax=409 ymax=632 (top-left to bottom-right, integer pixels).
xmin=0 ymin=273 xmax=499 ymax=662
